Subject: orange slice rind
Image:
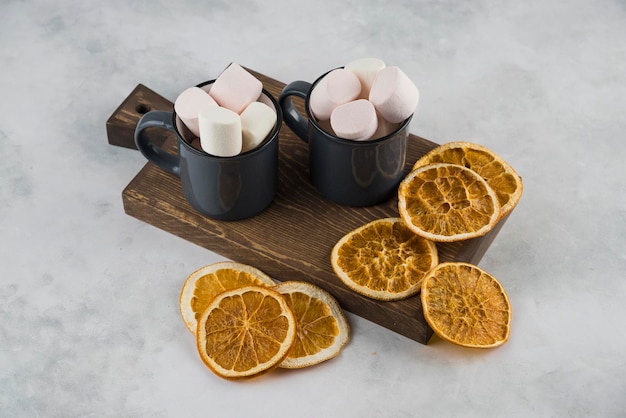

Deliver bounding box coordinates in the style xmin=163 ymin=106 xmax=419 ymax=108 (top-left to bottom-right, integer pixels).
xmin=412 ymin=141 xmax=523 ymax=218
xmin=179 ymin=261 xmax=276 ymax=334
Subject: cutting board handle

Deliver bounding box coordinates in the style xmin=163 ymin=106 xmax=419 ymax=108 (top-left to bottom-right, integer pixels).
xmin=106 ymin=84 xmax=175 ymax=150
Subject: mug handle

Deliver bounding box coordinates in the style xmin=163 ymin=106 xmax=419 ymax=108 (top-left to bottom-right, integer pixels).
xmin=278 ymin=81 xmax=311 ymax=142
xmin=134 ymin=110 xmax=180 ymax=176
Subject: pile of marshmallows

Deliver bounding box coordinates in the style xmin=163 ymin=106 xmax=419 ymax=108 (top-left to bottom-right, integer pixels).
xmin=311 ymin=58 xmax=419 ymax=141
xmin=174 ymin=63 xmax=277 ymax=157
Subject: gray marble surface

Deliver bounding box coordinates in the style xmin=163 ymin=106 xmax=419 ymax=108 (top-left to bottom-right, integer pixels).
xmin=2 ymin=0 xmax=625 ymax=416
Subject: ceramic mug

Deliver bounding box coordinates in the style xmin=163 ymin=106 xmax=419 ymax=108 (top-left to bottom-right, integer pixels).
xmin=134 ymin=80 xmax=282 ymax=221
xmin=279 ymin=71 xmax=412 ymax=207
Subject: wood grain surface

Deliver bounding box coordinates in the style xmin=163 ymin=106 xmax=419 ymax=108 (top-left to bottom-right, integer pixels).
xmin=109 ymin=69 xmax=510 ymax=344
xmin=106 ymin=84 xmax=174 ymax=149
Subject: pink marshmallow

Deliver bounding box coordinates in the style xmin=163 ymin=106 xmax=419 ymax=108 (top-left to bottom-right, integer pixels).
xmin=309 ymin=68 xmax=361 ymax=121
xmin=345 ymin=57 xmax=386 ymax=100
xmin=368 ymin=66 xmax=419 ymax=124
xmin=330 ymin=99 xmax=378 ymax=141
xmin=371 ymin=115 xmax=401 ymax=140
xmin=209 ymin=63 xmax=263 ymax=114
xmin=174 ymin=87 xmax=218 ymax=137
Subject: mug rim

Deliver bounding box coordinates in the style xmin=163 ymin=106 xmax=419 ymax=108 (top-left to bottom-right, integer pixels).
xmin=174 ymin=79 xmax=283 ymax=159
xmin=305 ymin=68 xmax=413 ymax=145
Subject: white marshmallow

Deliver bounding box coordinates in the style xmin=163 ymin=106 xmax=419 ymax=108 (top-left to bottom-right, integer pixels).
xmin=174 ymin=87 xmax=218 ymax=137
xmin=209 ymin=63 xmax=263 ymax=114
xmin=309 ymin=68 xmax=361 ymax=121
xmin=240 ymin=101 xmax=277 ymax=153
xmin=198 ymin=106 xmax=242 ymax=157
xmin=330 ymin=99 xmax=378 ymax=141
xmin=369 ymin=66 xmax=419 ymax=124
xmin=345 ymin=58 xmax=386 ymax=100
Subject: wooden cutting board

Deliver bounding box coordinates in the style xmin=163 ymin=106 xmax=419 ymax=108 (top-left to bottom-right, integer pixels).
xmin=106 ymin=69 xmax=511 ymax=344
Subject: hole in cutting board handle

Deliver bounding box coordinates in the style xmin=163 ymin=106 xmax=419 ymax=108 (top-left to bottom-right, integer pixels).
xmin=136 ymin=103 xmax=151 ymax=114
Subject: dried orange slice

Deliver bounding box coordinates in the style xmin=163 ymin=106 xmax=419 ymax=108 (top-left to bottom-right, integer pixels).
xmin=179 ymin=262 xmax=275 ymax=334
xmin=412 ymin=142 xmax=523 ymax=217
xmin=421 ymin=262 xmax=511 ymax=348
xmin=196 ymin=285 xmax=296 ymax=379
xmin=398 ymin=163 xmax=500 ymax=242
xmin=274 ymin=281 xmax=350 ymax=369
xmin=331 ymin=218 xmax=438 ymax=301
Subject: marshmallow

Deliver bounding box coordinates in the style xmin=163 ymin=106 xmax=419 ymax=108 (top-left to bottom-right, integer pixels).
xmin=309 ymin=68 xmax=361 ymax=121
xmin=198 ymin=106 xmax=242 ymax=157
xmin=345 ymin=58 xmax=386 ymax=100
xmin=176 ymin=113 xmax=198 ymax=142
xmin=369 ymin=66 xmax=419 ymax=124
xmin=240 ymin=101 xmax=277 ymax=153
xmin=174 ymin=87 xmax=218 ymax=137
xmin=209 ymin=63 xmax=263 ymax=114
xmin=371 ymin=115 xmax=401 ymax=140
xmin=330 ymin=99 xmax=378 ymax=141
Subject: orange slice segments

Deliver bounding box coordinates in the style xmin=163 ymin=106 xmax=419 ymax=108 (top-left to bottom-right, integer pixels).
xmin=398 ymin=163 xmax=500 ymax=242
xmin=421 ymin=262 xmax=511 ymax=348
xmin=196 ymin=285 xmax=296 ymax=379
xmin=412 ymin=141 xmax=523 ymax=218
xmin=331 ymin=218 xmax=438 ymax=301
xmin=274 ymin=281 xmax=350 ymax=369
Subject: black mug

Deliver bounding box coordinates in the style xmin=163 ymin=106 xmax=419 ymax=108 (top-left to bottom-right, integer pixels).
xmin=279 ymin=71 xmax=412 ymax=207
xmin=134 ymin=80 xmax=282 ymax=221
